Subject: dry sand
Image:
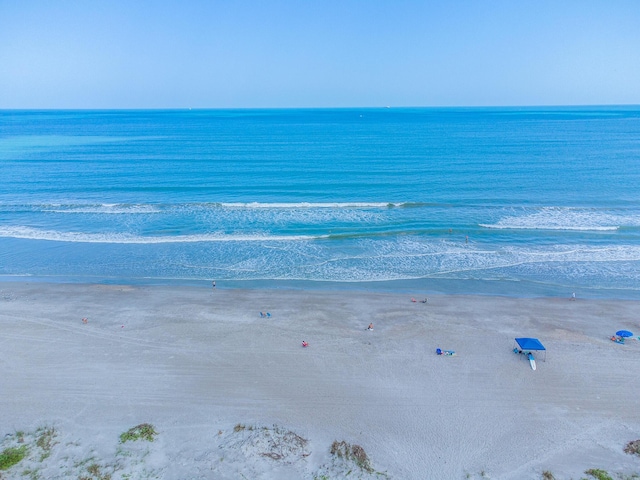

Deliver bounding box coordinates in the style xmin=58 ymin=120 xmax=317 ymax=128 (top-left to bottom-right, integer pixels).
xmin=1 ymin=282 xmax=639 ymax=479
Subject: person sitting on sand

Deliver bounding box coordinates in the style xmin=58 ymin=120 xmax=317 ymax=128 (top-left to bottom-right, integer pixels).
xmin=367 ymin=323 xmax=374 ymax=331
xmin=411 ymin=297 xmax=417 ymax=302
xmin=302 ymin=340 xmax=308 ymax=347
xmin=82 ymin=317 xmax=88 ymax=324
xmin=420 ymin=298 xmax=428 ymax=304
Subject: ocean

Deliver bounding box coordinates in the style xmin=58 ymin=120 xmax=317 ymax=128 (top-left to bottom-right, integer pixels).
xmin=1 ymin=107 xmax=639 ymax=298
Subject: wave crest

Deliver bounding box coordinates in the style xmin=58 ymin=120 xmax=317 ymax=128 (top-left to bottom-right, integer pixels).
xmin=0 ymin=201 xmax=415 ymax=212
xmin=479 ymin=207 xmax=632 ymax=231
xmin=0 ymin=226 xmax=317 ymax=244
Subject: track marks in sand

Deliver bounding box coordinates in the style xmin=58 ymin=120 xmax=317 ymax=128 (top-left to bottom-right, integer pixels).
xmin=1 ymin=314 xmax=199 ymax=354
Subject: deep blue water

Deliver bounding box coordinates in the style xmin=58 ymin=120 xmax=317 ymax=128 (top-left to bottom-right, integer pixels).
xmin=1 ymin=107 xmax=640 ymax=298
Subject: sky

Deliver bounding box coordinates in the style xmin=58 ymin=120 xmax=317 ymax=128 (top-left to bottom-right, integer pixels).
xmin=1 ymin=0 xmax=639 ymax=108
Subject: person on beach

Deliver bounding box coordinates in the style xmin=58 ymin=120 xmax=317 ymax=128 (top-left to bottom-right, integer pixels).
xmin=302 ymin=340 xmax=308 ymax=347
xmin=571 ymin=292 xmax=576 ymax=301
xmin=212 ymin=281 xmax=216 ymax=289
xmin=420 ymin=298 xmax=428 ymax=304
xmin=367 ymin=323 xmax=374 ymax=330
xmin=82 ymin=317 xmax=88 ymax=324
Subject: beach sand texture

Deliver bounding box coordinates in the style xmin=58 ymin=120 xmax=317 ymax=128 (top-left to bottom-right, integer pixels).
xmin=1 ymin=283 xmax=639 ymax=479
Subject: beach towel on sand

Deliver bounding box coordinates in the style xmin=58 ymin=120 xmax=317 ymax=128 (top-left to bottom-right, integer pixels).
xmin=436 ymin=348 xmax=456 ymax=356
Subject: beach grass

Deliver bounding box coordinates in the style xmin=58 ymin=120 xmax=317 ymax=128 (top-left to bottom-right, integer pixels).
xmin=330 ymin=440 xmax=373 ymax=473
xmin=35 ymin=427 xmax=57 ymax=460
xmin=78 ymin=462 xmax=113 ymax=480
xmin=0 ymin=445 xmax=28 ymax=470
xmin=0 ymin=422 xmax=639 ymax=479
xmin=584 ymin=469 xmax=613 ymax=480
xmin=119 ymin=424 xmax=158 ymax=444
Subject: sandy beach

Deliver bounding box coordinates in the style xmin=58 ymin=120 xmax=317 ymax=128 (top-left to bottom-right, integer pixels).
xmin=1 ymin=282 xmax=639 ymax=479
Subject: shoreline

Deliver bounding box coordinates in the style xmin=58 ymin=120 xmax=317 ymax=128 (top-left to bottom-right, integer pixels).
xmin=2 ymin=275 xmax=639 ymax=300
xmin=1 ymin=282 xmax=639 ymax=479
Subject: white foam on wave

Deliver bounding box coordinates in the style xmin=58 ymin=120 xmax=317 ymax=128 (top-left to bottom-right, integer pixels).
xmin=45 ymin=203 xmax=162 ymax=215
xmin=156 ymin=240 xmax=640 ymax=285
xmin=0 ymin=203 xmax=163 ymax=215
xmin=3 ymin=227 xmax=640 ymax=288
xmin=479 ymin=207 xmax=630 ymax=231
xmin=2 ymin=201 xmax=404 ymax=216
xmin=0 ymin=226 xmax=318 ymax=244
xmin=481 ymin=224 xmax=619 ymax=231
xmin=204 ymin=205 xmax=382 ymax=227
xmin=126 ymin=242 xmax=640 ymax=287
xmin=296 ymin=238 xmax=640 ymax=283
xmin=219 ymin=202 xmax=399 ymax=209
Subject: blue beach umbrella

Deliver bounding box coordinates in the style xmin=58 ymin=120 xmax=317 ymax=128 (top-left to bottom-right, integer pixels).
xmin=616 ymin=330 xmax=633 ymax=338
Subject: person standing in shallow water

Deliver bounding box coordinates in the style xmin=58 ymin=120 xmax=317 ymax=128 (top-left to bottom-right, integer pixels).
xmin=212 ymin=281 xmax=216 ymax=290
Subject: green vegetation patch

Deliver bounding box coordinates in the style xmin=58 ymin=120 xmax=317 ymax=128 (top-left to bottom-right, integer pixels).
xmin=0 ymin=444 xmax=28 ymax=470
xmin=119 ymin=423 xmax=158 ymax=443
xmin=584 ymin=469 xmax=613 ymax=480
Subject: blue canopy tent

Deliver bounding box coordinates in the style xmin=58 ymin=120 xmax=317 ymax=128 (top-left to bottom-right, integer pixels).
xmin=514 ymin=337 xmax=546 ymax=361
xmin=616 ymin=330 xmax=633 ymax=338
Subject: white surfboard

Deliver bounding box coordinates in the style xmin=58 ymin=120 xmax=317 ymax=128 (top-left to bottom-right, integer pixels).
xmin=528 ymin=353 xmax=536 ymax=371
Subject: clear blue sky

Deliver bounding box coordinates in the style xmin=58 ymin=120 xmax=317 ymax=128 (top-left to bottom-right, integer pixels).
xmin=1 ymin=0 xmax=639 ymax=108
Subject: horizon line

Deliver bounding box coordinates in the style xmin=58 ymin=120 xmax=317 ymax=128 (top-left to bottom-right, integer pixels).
xmin=2 ymin=104 xmax=640 ymax=112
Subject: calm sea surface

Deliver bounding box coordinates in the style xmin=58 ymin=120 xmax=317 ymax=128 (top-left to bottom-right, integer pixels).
xmin=1 ymin=107 xmax=639 ymax=298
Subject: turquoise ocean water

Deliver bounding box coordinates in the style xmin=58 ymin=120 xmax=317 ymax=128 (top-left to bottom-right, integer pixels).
xmin=1 ymin=107 xmax=639 ymax=298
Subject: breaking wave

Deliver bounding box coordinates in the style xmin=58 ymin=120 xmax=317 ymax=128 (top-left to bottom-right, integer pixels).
xmin=0 ymin=201 xmax=415 ymax=214
xmin=479 ymin=207 xmax=634 ymax=231
xmin=0 ymin=226 xmax=318 ymax=244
